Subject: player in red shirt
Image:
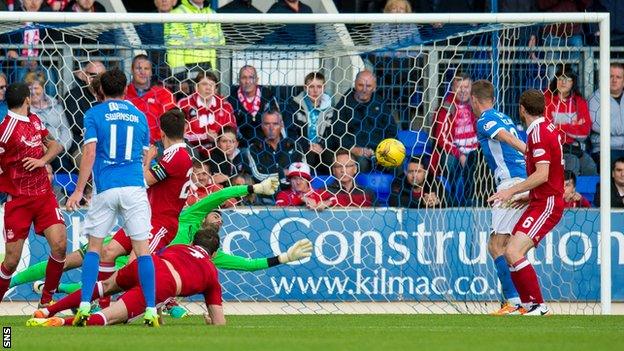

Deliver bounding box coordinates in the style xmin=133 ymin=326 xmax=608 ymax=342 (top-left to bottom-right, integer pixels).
xmin=0 ymin=83 xmax=67 ymax=307
xmin=489 ymin=90 xmax=565 ymax=316
xmin=96 ymin=109 xmax=193 ymax=286
xmin=275 ymin=162 xmax=328 ymax=207
xmin=27 ymin=227 xmax=225 ymax=327
xmin=125 ymin=54 xmax=176 ymax=144
xmin=178 ymin=71 xmax=236 ymax=160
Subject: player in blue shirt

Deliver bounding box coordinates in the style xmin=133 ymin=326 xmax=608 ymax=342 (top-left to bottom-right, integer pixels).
xmin=66 ymin=69 xmax=158 ymax=327
xmin=472 ymin=80 xmax=527 ymax=315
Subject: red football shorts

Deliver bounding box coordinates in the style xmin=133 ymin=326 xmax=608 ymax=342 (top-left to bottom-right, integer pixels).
xmin=3 ymin=193 xmax=65 ymax=243
xmin=115 ymin=256 xmax=178 ymax=320
xmin=111 ymin=220 xmax=177 ymax=254
xmin=512 ymin=195 xmax=564 ymax=246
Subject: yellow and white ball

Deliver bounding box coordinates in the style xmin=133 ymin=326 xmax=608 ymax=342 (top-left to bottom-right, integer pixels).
xmin=375 ymin=138 xmax=406 ymax=168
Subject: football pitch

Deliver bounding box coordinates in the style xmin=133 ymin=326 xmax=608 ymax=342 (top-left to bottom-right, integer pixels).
xmin=2 ymin=314 xmax=624 ymax=351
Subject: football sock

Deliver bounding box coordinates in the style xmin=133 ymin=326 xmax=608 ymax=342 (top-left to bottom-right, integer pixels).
xmin=137 ymin=255 xmax=155 ymax=308
xmin=58 ymin=282 xmax=82 ymax=294
xmin=510 ymin=257 xmax=544 ymax=304
xmin=0 ymin=263 xmax=14 ymax=301
xmin=97 ymin=262 xmax=116 ymax=282
xmin=80 ymin=251 xmax=100 ymax=305
xmin=40 ymin=254 xmax=65 ymax=305
xmin=47 ymin=282 xmax=104 ymax=316
xmin=87 ymin=312 xmax=106 ymax=326
xmin=9 ymin=259 xmax=47 ymax=288
xmin=494 ymin=255 xmax=520 ymax=304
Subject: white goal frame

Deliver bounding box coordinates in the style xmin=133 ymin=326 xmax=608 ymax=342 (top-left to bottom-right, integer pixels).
xmin=0 ymin=11 xmax=612 ymax=314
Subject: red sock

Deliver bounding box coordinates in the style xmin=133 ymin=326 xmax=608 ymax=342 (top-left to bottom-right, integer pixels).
xmin=46 ymin=282 xmax=104 ymax=316
xmin=97 ymin=262 xmax=116 ymax=281
xmin=511 ymin=258 xmax=544 ymax=304
xmin=0 ymin=263 xmax=14 ymax=301
xmin=40 ymin=254 xmax=65 ymax=305
xmin=62 ymin=316 xmax=74 ymax=326
xmin=87 ymin=313 xmax=106 ymax=326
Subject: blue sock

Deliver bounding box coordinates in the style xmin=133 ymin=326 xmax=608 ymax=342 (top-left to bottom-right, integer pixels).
xmin=80 ymin=251 xmax=100 ymax=305
xmin=137 ymin=255 xmax=155 ymax=308
xmin=494 ymin=255 xmax=520 ymax=302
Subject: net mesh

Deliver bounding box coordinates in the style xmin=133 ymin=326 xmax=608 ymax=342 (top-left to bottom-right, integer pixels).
xmin=0 ymin=17 xmax=607 ymax=316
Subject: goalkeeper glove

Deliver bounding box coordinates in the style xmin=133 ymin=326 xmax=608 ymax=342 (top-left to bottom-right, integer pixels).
xmin=279 ymin=239 xmax=313 ymax=264
xmin=252 ymin=175 xmax=279 ymax=195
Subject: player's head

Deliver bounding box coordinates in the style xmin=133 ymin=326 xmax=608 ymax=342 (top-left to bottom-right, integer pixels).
xmin=304 ymin=71 xmax=325 ymax=102
xmin=100 ymin=68 xmax=128 ymax=99
xmin=405 ymin=158 xmax=427 ymax=187
xmin=195 ymin=71 xmax=219 ymax=100
xmin=6 ymin=82 xmax=31 ymax=111
xmin=159 ymin=108 xmax=186 ymax=141
xmin=131 ymin=54 xmax=152 ymax=88
xmin=332 ymin=148 xmax=357 ymax=184
xmin=550 ymin=65 xmax=579 ymax=98
xmin=519 ymin=89 xmax=545 ymax=126
xmin=217 ymin=126 xmax=238 ymax=156
xmin=192 ymin=227 xmax=220 ymax=256
xmin=613 ymin=157 xmax=624 ymax=187
xmin=202 ymin=210 xmax=223 ymax=230
xmin=470 ymin=80 xmax=494 ymax=115
xmin=611 ymin=63 xmax=624 ymax=96
xmin=238 ymin=65 xmax=258 ymax=94
xmin=354 ymin=70 xmax=377 ymax=103
xmin=564 ymin=170 xmax=577 ymax=195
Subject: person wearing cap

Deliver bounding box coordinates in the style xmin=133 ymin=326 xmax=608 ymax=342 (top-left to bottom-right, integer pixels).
xmin=275 ymin=162 xmax=328 ymax=207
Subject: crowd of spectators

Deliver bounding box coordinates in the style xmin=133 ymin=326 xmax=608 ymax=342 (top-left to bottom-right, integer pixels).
xmin=0 ymin=0 xmax=621 ymax=210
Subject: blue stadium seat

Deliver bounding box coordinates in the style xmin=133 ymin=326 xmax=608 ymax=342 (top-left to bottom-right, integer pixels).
xmin=397 ymin=130 xmax=431 ymax=158
xmin=356 ymin=173 xmax=394 ymax=205
xmin=576 ymin=175 xmax=600 ymax=204
xmin=54 ymin=173 xmax=78 ymax=194
xmin=310 ymin=175 xmax=334 ymax=190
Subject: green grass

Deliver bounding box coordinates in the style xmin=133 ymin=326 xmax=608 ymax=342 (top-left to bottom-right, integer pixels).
xmin=3 ymin=314 xmax=624 ymax=351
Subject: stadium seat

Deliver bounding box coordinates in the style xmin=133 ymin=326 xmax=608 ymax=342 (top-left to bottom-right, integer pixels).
xmin=576 ymin=175 xmax=600 ymax=204
xmin=310 ymin=175 xmax=334 ymax=190
xmin=54 ymin=173 xmax=78 ymax=194
xmin=356 ymin=173 xmax=393 ymax=205
xmin=397 ymin=130 xmax=431 ymax=158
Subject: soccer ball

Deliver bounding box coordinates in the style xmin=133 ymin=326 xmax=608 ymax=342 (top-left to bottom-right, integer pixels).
xmin=375 ymin=138 xmax=406 ymax=168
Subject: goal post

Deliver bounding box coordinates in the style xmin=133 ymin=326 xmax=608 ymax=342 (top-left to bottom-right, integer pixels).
xmin=0 ymin=11 xmax=613 ymax=315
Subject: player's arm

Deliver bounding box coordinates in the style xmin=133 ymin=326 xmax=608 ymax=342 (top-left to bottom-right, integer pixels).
xmin=144 ymin=152 xmax=167 ymax=187
xmin=203 ymin=280 xmax=226 ymax=326
xmin=204 ymin=305 xmax=226 ymax=326
xmin=66 ymin=142 xmax=96 ymax=210
xmin=488 ymin=163 xmax=549 ymax=203
xmin=494 ymin=129 xmax=526 ymax=154
xmin=212 ymin=239 xmax=312 ymax=272
xmin=22 ymin=134 xmax=63 ymax=171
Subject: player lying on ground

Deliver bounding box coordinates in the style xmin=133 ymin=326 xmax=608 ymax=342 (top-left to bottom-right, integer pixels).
xmin=27 ymin=228 xmax=226 ymax=327
xmin=488 ymin=89 xmax=565 ymax=316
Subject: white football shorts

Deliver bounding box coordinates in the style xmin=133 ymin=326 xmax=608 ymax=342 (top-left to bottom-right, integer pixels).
xmin=491 ymin=177 xmax=528 ymax=235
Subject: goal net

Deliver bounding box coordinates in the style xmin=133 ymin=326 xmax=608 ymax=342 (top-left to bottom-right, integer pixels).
xmin=0 ymin=12 xmax=614 ymax=316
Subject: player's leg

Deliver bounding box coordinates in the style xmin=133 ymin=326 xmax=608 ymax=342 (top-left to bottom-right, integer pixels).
xmin=39 ymin=223 xmax=67 ymax=306
xmin=10 ymin=250 xmax=84 ymax=289
xmin=0 ymin=239 xmax=27 ymax=301
xmin=99 ymin=230 xmax=131 ymax=281
xmin=121 ymin=186 xmax=157 ymax=326
xmin=0 ymin=196 xmax=34 ymax=300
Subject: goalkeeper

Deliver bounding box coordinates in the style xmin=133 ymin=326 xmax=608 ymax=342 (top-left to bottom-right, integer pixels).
xmin=14 ymin=178 xmax=312 ymax=308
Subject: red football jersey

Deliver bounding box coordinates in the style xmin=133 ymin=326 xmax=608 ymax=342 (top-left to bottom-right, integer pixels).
xmin=159 ymin=244 xmax=222 ymax=306
xmin=148 ymin=143 xmax=193 ymax=225
xmin=0 ymin=112 xmax=53 ymax=197
xmin=125 ymin=84 xmax=176 ymax=144
xmin=178 ymin=93 xmax=236 ymax=146
xmin=526 ymin=117 xmax=565 ymax=202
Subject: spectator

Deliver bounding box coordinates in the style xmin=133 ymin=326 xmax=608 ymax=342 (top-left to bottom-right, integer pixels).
xmin=589 ymin=63 xmax=624 ymax=169
xmin=371 ymin=0 xmax=421 ymax=48
xmin=544 ymin=65 xmax=597 ymax=175
xmin=0 ymin=73 xmax=7 ymax=120
xmin=593 ymin=157 xmax=624 ymax=208
xmin=245 ymin=110 xmax=304 ymax=187
xmin=265 ymin=0 xmax=315 ymax=45
xmin=318 ymin=148 xmax=374 ymax=208
xmin=186 ymin=161 xmax=236 ymax=207
xmin=389 ymin=158 xmax=447 ymax=208
xmin=275 ymin=162 xmax=328 ymax=207
xmin=283 ymin=71 xmax=333 ymax=172
xmin=326 ymin=70 xmax=398 ymax=172
xmin=24 ymin=71 xmax=72 ymax=170
xmin=164 ymin=0 xmax=225 ymax=73
xmin=227 ymin=65 xmax=278 ymax=146
xmin=134 ymin=0 xmax=176 ymax=83
xmin=63 ymin=0 xmax=105 ymax=12
xmin=207 ymin=126 xmax=245 ymax=186
xmin=47 ymin=0 xmax=68 ymax=10
xmin=218 ymin=0 xmax=260 ymax=13
xmin=64 ymin=60 xmax=105 ymax=154
xmin=563 ymin=170 xmax=591 ymax=208
xmin=431 ymin=72 xmax=478 ymax=205
xmin=125 ymin=54 xmax=176 ymax=144
xmin=178 ymin=71 xmax=236 ymax=160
